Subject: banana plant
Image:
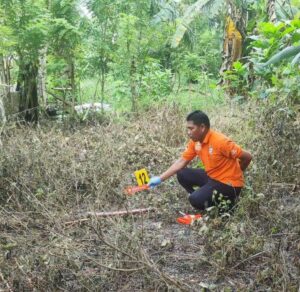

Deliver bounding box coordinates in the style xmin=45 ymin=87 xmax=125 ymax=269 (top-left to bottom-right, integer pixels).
xmin=261 ymin=45 xmax=300 ymax=67
xmin=166 ymin=0 xmax=250 ymax=76
xmin=170 ymin=0 xmax=224 ymax=48
xmin=150 ymin=0 xmax=180 ymax=25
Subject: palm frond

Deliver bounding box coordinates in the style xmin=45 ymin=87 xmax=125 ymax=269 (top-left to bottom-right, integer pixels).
xmin=263 ymin=45 xmax=300 ymax=67
xmin=171 ymin=0 xmax=223 ymax=48
xmin=275 ymin=0 xmax=294 ymax=20
xmin=151 ymin=1 xmax=179 ymax=25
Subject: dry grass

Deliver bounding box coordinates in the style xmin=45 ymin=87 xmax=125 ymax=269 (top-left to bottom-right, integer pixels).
xmin=0 ymin=102 xmax=299 ymax=291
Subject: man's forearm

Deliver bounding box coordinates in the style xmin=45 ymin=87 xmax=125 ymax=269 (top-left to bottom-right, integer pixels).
xmin=239 ymin=150 xmax=252 ymax=171
xmin=160 ymin=158 xmax=189 ymax=181
xmin=239 ymin=160 xmax=250 ymax=171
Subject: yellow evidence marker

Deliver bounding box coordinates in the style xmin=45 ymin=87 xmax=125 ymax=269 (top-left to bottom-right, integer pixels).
xmin=134 ymin=168 xmax=150 ymax=186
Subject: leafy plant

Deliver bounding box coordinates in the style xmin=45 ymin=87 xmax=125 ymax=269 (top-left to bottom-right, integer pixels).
xmin=261 ymin=45 xmax=300 ymax=67
xmin=181 ymin=52 xmax=204 ymax=83
xmin=140 ymin=61 xmax=172 ymax=100
xmin=225 ymin=16 xmax=300 ymax=102
xmin=251 ymin=17 xmax=300 ymax=68
xmin=223 ymin=61 xmax=249 ymax=97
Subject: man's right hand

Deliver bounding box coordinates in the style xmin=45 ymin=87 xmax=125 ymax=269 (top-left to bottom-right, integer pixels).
xmin=148 ymin=176 xmax=162 ymax=189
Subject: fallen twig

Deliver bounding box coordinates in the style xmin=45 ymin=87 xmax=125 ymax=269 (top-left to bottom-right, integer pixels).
xmin=65 ymin=207 xmax=156 ymax=226
xmin=267 ymin=182 xmax=297 ymax=191
xmin=46 ymin=90 xmax=73 ymax=107
xmin=267 ymin=182 xmax=297 ymax=187
xmin=85 ymin=207 xmax=156 ymax=217
xmin=232 ymin=251 xmax=267 ymax=269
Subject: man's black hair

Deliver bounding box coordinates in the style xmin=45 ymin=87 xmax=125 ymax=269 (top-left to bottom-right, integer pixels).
xmin=186 ymin=110 xmax=210 ymax=128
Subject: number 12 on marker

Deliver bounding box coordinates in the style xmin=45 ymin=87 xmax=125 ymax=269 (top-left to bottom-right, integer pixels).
xmin=134 ymin=168 xmax=149 ymax=186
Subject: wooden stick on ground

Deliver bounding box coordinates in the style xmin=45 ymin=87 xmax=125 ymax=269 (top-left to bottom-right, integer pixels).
xmin=65 ymin=207 xmax=156 ymax=226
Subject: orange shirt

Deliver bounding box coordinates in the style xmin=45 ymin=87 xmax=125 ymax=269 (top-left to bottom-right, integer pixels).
xmin=181 ymin=130 xmax=244 ymax=187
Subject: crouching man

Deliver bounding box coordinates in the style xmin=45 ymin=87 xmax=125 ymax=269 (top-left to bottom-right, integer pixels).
xmin=148 ymin=110 xmax=252 ymax=211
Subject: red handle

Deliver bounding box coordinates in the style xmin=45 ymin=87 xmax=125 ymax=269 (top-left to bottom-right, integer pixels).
xmin=124 ymin=184 xmax=150 ymax=195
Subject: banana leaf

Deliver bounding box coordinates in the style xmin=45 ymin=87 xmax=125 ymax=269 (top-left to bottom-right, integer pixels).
xmin=263 ymin=45 xmax=300 ymax=67
xmin=171 ymin=0 xmax=223 ymax=48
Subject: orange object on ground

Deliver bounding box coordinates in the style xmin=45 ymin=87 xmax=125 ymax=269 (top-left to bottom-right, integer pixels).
xmin=124 ymin=184 xmax=149 ymax=195
xmin=181 ymin=130 xmax=244 ymax=187
xmin=176 ymin=214 xmax=202 ymax=225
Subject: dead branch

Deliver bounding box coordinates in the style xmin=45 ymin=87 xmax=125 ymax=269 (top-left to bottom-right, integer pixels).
xmin=92 ymin=225 xmax=139 ymax=261
xmin=267 ymin=182 xmax=297 ymax=191
xmin=64 ymin=218 xmax=89 ymax=226
xmin=65 ymin=207 xmax=156 ymax=226
xmin=46 ymin=90 xmax=73 ymax=107
xmin=85 ymin=207 xmax=156 ymax=217
xmin=268 ymin=183 xmax=297 ymax=187
xmin=232 ymin=251 xmax=267 ymax=269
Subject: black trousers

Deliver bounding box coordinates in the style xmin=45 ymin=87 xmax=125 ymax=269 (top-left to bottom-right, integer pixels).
xmin=177 ymin=168 xmax=242 ymax=211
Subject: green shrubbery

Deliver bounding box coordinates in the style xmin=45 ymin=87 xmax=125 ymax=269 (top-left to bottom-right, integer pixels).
xmin=225 ymin=16 xmax=300 ymax=102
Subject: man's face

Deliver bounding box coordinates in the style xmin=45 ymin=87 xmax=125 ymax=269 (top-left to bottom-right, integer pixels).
xmin=186 ymin=121 xmax=206 ymax=142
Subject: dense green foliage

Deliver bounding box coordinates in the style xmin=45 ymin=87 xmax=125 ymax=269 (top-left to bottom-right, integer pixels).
xmin=0 ymin=0 xmax=298 ymax=117
xmin=225 ymin=16 xmax=300 ymax=102
xmin=0 ymin=0 xmax=223 ymax=116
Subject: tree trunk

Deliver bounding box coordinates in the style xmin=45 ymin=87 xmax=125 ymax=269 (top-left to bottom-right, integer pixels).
xmin=220 ymin=3 xmax=247 ymax=75
xmin=18 ymin=58 xmax=39 ymax=123
xmin=0 ymin=55 xmax=8 ymax=122
xmin=130 ymin=58 xmax=138 ymax=113
xmin=219 ymin=3 xmax=248 ymax=94
xmin=68 ymin=57 xmax=76 ymax=115
xmin=37 ymin=46 xmax=48 ymax=107
xmin=267 ymin=0 xmax=277 ymax=23
xmin=100 ymin=65 xmax=105 ymax=113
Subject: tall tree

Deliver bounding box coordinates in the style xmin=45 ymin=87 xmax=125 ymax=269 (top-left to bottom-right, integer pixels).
xmin=267 ymin=0 xmax=277 ymax=23
xmin=0 ymin=8 xmax=15 ymax=122
xmin=87 ymin=0 xmax=119 ymax=110
xmin=49 ymin=0 xmax=82 ymax=113
xmin=0 ymin=0 xmax=49 ymax=122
